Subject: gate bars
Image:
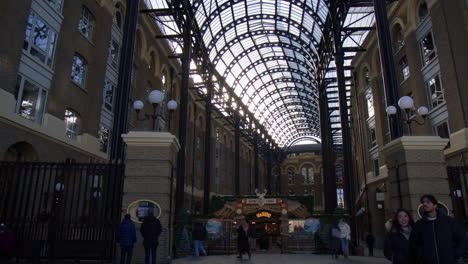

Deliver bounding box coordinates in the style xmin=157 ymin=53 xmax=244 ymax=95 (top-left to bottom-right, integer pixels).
xmin=0 ymin=160 xmax=125 ymax=261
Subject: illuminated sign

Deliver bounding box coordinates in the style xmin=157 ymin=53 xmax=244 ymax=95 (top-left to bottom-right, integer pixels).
xmin=256 ymin=211 xmax=272 ymax=218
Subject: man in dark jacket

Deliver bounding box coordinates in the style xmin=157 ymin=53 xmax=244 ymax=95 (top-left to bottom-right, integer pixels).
xmin=410 ymin=194 xmax=467 ymax=264
xmin=118 ymin=214 xmax=137 ymax=264
xmin=141 ymin=211 xmax=162 ymax=264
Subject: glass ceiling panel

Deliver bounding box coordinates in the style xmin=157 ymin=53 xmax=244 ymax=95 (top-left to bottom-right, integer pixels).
xmin=146 ymin=0 xmax=371 ymax=147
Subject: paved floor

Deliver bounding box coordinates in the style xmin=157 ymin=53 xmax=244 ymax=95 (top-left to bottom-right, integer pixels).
xmin=173 ymin=254 xmax=389 ymax=264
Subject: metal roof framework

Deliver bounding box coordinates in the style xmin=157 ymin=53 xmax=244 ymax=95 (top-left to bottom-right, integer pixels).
xmin=143 ymin=0 xmax=376 ymax=152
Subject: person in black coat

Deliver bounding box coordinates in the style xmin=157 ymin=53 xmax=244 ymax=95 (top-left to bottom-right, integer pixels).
xmin=410 ymin=194 xmax=467 ymax=264
xmin=118 ymin=214 xmax=137 ymax=264
xmin=384 ymin=208 xmax=415 ymax=264
xmin=237 ymin=220 xmax=251 ymax=259
xmin=366 ymin=232 xmax=375 ymax=257
xmin=140 ymin=211 xmax=162 ymax=264
xmin=192 ymin=221 xmax=207 ymax=257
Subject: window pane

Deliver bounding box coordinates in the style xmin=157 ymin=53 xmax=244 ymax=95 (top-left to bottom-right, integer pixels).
xmin=400 ymin=56 xmax=410 ymax=81
xmin=436 ymin=122 xmax=450 ymax=139
xmin=79 ymin=7 xmax=94 ymax=39
xmin=421 ymin=32 xmax=436 ymax=65
xmin=18 ymin=80 xmax=40 ymax=121
xmin=109 ymin=39 xmax=120 ymax=68
xmin=24 ymin=12 xmax=33 ymax=50
xmin=47 ymin=0 xmax=63 ymax=12
xmin=99 ymin=125 xmax=110 ymax=153
xmin=103 ymin=80 xmax=114 ymax=111
xmin=71 ymin=56 xmax=86 ymax=86
xmin=365 ymin=88 xmax=374 ymax=118
xmin=33 ymin=18 xmax=49 ymax=52
xmin=65 ymin=110 xmax=80 ymax=139
xmin=427 ymin=75 xmax=444 ymax=108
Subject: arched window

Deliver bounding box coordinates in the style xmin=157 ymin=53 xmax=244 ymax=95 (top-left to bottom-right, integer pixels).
xmin=65 ymin=109 xmax=80 ymax=139
xmin=301 ymin=166 xmax=314 ymax=184
xmin=288 ymin=167 xmax=295 ymax=185
xmin=418 ymin=1 xmax=429 ymax=23
xmin=336 ymin=165 xmax=343 ymax=184
xmin=71 ymin=54 xmax=87 ymax=87
xmin=392 ymin=24 xmax=405 ymax=52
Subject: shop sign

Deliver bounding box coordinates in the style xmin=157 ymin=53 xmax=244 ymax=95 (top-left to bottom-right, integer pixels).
xmin=246 ymin=198 xmax=277 ymax=205
xmin=376 ymin=192 xmax=385 ymax=201
xmin=256 ymin=211 xmax=272 ymax=218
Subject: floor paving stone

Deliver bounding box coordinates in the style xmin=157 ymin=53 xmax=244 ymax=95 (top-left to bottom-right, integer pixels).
xmin=172 ymin=254 xmax=390 ymax=264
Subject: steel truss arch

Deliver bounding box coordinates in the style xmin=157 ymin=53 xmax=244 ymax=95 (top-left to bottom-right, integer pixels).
xmin=203 ymin=14 xmax=322 ymax=54
xmin=194 ymin=0 xmax=327 ymax=35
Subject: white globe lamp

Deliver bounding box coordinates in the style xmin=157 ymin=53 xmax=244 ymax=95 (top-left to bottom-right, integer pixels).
xmin=148 ymin=90 xmax=164 ymax=104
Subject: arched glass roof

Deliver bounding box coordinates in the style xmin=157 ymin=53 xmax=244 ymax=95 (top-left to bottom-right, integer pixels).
xmin=191 ymin=0 xmax=327 ymax=147
xmin=146 ymin=0 xmax=375 ymax=148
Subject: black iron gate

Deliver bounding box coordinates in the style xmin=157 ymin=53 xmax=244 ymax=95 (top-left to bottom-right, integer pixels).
xmin=447 ymin=166 xmax=468 ymax=230
xmin=0 ymin=160 xmax=125 ymax=262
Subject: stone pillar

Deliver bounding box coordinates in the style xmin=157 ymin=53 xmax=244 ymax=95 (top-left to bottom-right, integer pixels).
xmin=381 ymin=136 xmax=450 ymax=219
xmin=122 ymin=131 xmax=180 ymax=264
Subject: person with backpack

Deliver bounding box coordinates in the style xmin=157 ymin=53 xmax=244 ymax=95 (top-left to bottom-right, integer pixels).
xmin=192 ymin=221 xmax=207 ymax=257
xmin=118 ymin=214 xmax=137 ymax=264
xmin=140 ymin=211 xmax=162 ymax=264
xmin=0 ymin=222 xmax=14 ymax=262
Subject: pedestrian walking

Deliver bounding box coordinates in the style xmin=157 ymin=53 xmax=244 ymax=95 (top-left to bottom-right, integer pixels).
xmin=366 ymin=232 xmax=375 ymax=257
xmin=383 ymin=209 xmax=414 ymax=264
xmin=410 ymin=194 xmax=467 ymax=264
xmin=118 ymin=214 xmax=137 ymax=264
xmin=236 ymin=220 xmax=251 ymax=260
xmin=141 ymin=211 xmax=162 ymax=264
xmin=338 ymin=218 xmax=351 ymax=258
xmin=248 ymin=223 xmax=257 ymax=252
xmin=192 ymin=221 xmax=207 ymax=257
xmin=0 ymin=222 xmax=14 ymax=262
xmin=330 ymin=223 xmax=342 ymax=258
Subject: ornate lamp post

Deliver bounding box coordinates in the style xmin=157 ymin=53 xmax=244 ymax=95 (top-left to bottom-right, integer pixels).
xmin=133 ymin=90 xmax=178 ymax=131
xmin=386 ymin=96 xmax=429 ymax=135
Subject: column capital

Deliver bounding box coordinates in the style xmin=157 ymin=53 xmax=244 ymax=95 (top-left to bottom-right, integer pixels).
xmin=382 ymin=136 xmax=449 ymax=155
xmin=122 ymin=131 xmax=181 ymax=152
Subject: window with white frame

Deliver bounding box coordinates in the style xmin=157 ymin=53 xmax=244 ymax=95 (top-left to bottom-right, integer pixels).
xmin=288 ymin=167 xmax=295 ymax=185
xmin=98 ymin=125 xmax=110 ymax=153
xmin=78 ymin=7 xmax=95 ymax=40
xmin=14 ymin=75 xmax=47 ymax=123
xmin=426 ymin=75 xmax=444 ymax=108
xmin=46 ymin=0 xmax=64 ymax=12
xmin=301 ymin=166 xmax=314 ymax=184
xmin=103 ymin=79 xmax=114 ymax=111
xmin=65 ymin=109 xmax=80 ymax=139
xmin=71 ymin=55 xmax=87 ymax=87
xmin=420 ymin=31 xmax=436 ymax=66
xmin=400 ymin=56 xmax=410 ymax=81
xmin=337 ymin=188 xmax=344 ymax=208
xmin=23 ymin=11 xmax=58 ymax=68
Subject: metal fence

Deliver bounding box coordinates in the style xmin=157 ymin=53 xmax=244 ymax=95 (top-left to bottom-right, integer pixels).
xmin=0 ymin=160 xmax=125 ymax=262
